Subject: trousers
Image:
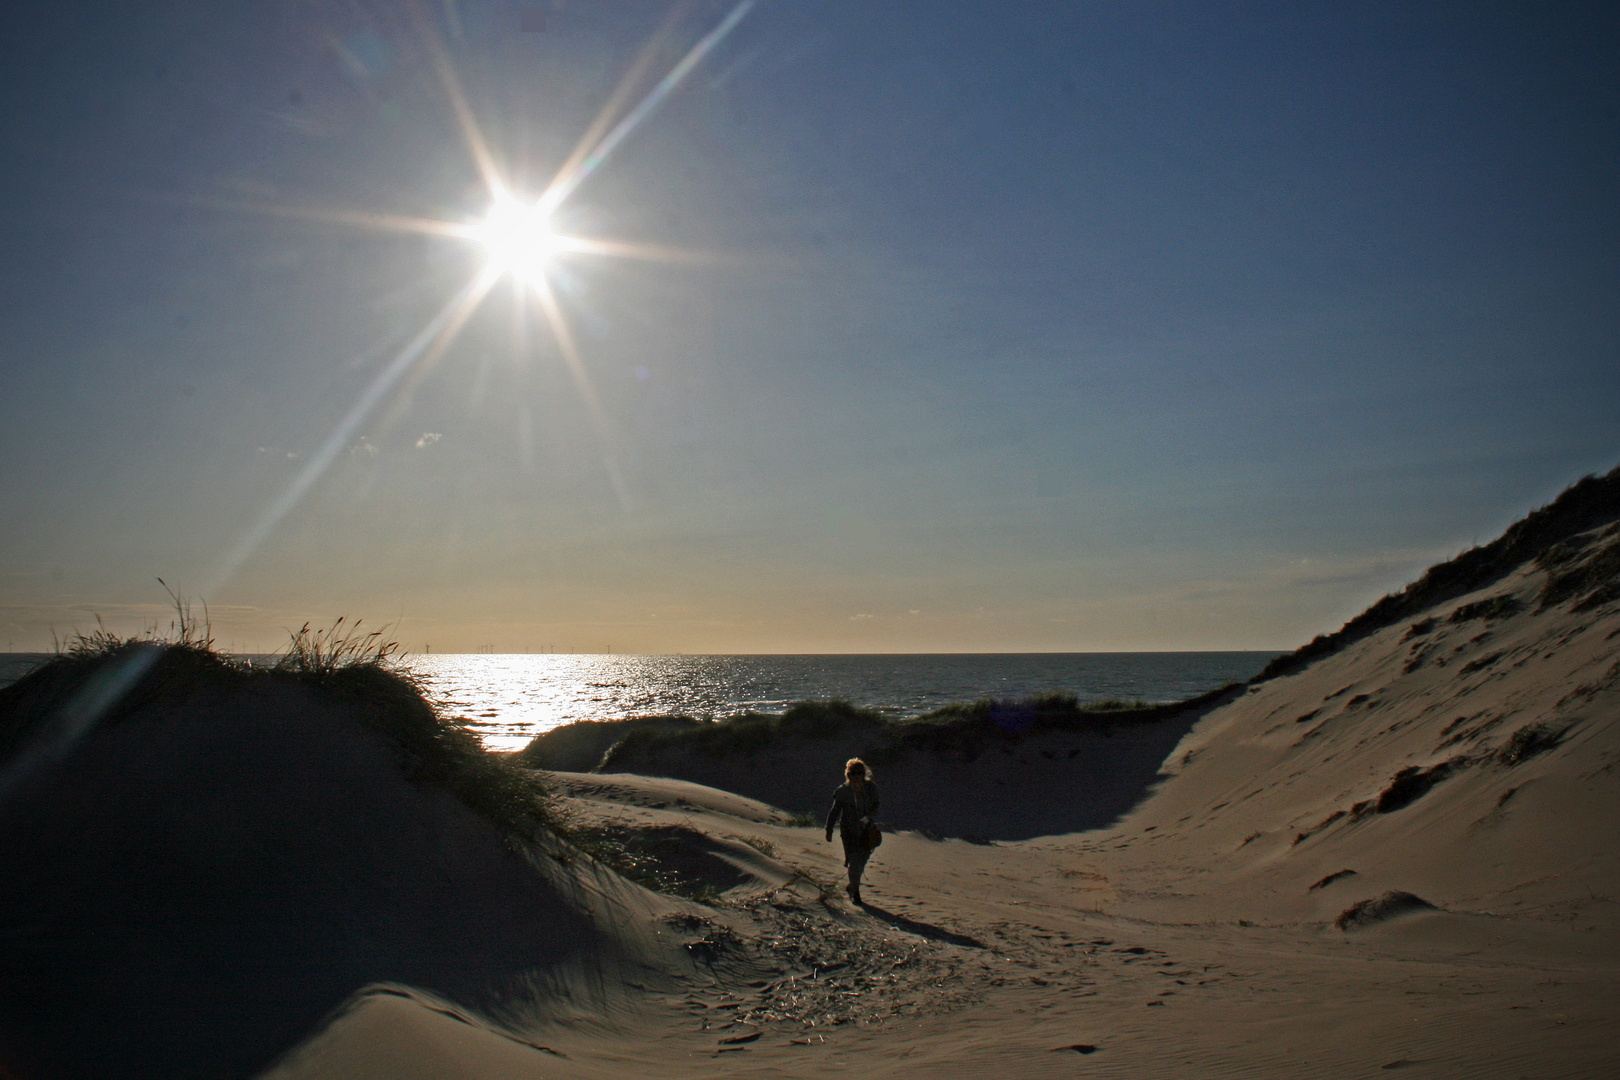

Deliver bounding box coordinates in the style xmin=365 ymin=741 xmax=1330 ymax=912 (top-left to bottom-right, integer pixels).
xmin=841 ymin=834 xmax=872 ymax=889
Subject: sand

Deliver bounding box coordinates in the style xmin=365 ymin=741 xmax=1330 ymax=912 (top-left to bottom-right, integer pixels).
xmin=263 ymin=525 xmax=1620 ymax=1079
xmin=2 ymin=521 xmax=1617 ymax=1078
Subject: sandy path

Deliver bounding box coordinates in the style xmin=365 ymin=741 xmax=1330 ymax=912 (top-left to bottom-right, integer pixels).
xmin=267 ymin=525 xmax=1620 ymax=1079
xmin=276 ymin=772 xmax=1610 ymax=1080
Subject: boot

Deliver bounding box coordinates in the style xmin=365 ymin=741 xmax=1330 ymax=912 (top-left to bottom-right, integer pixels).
xmin=847 ymin=882 xmax=862 ymax=905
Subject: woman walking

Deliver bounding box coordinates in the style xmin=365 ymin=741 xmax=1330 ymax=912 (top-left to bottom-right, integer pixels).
xmin=825 ymin=758 xmax=880 ymax=904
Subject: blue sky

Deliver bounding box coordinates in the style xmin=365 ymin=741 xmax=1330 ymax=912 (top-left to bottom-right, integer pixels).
xmin=1 ymin=0 xmax=1616 ymax=653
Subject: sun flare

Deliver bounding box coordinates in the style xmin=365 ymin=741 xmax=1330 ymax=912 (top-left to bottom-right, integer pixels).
xmin=206 ymin=0 xmax=758 ymax=589
xmin=467 ymin=194 xmax=560 ymax=282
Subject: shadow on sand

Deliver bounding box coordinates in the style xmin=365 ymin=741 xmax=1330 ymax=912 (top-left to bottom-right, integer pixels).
xmin=568 ymin=688 xmax=1239 ymax=842
xmin=0 ymin=674 xmax=600 ymax=1080
xmin=858 ymin=903 xmax=987 ymax=949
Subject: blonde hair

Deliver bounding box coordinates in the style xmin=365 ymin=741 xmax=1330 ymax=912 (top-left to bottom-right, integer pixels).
xmin=845 ymin=757 xmax=870 ymax=782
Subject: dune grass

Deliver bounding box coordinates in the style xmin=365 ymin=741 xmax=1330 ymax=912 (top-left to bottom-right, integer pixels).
xmin=1448 ymin=596 xmax=1521 ymax=623
xmin=5 ymin=608 xmax=807 ymax=897
xmin=1537 ymin=522 xmax=1620 ymax=612
xmin=580 ymin=685 xmax=1242 ymax=773
xmin=1254 ymin=465 xmax=1620 ymax=683
xmin=616 ymin=700 xmax=884 ymax=758
xmin=1496 ymin=722 xmax=1566 ymax=766
xmin=554 ymin=821 xmax=727 ymax=903
xmin=906 ymin=692 xmax=1159 ymax=726
xmin=0 ymin=614 xmax=555 ymax=845
xmin=513 ymin=714 xmax=700 ymax=772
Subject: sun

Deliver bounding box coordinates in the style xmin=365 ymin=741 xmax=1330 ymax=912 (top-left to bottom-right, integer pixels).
xmin=466 ymin=193 xmax=559 ymax=283
xmin=205 ymin=0 xmax=758 ymax=588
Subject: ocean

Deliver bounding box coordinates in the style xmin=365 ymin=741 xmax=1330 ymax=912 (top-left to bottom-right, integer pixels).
xmin=1 ymin=651 xmax=1280 ymax=752
xmin=409 ymin=652 xmax=1279 ymax=751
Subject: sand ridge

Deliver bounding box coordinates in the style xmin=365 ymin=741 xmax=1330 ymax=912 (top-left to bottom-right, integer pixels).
xmin=266 ymin=521 xmax=1620 ymax=1078
xmin=268 ymin=759 xmax=1620 ymax=1077
xmin=2 ymin=512 xmax=1617 ymax=1077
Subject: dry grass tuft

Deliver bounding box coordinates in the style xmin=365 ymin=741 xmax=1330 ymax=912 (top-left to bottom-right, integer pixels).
xmin=1 ymin=595 xmax=554 ymax=845
xmin=275 ymin=616 xmax=401 ymax=676
xmin=1255 ymin=465 xmax=1620 ymax=683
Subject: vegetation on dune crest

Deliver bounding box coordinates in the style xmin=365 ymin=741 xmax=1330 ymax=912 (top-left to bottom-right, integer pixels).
xmin=910 ymin=693 xmax=1158 ymax=726
xmin=2 ymin=606 xmax=791 ymax=899
xmin=1537 ymin=521 xmax=1620 ymax=613
xmin=522 ymin=685 xmax=1244 ymax=774
xmin=0 ymin=611 xmax=555 ymax=845
xmin=895 ymin=683 xmax=1241 ymax=752
xmin=1255 ymin=465 xmax=1620 ymax=684
xmin=603 ymin=699 xmax=883 ymax=762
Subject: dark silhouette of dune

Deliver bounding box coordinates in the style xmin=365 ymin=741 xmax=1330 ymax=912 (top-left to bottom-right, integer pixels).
xmin=0 ymin=646 xmax=602 ymax=1080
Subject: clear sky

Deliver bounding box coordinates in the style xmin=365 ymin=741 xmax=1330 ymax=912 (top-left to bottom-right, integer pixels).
xmin=1 ymin=0 xmax=1616 ymax=654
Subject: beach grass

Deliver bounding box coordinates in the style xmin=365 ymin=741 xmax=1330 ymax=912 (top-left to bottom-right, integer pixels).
xmin=1537 ymin=522 xmax=1620 ymax=612
xmin=554 ymin=821 xmax=726 ymax=902
xmin=1254 ymin=465 xmax=1620 ymax=683
xmin=0 ymin=615 xmax=556 ymax=845
xmin=552 ymin=684 xmax=1243 ymax=775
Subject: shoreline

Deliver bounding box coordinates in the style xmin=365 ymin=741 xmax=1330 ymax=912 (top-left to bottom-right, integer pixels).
xmin=1 ymin=473 xmax=1616 ymax=1077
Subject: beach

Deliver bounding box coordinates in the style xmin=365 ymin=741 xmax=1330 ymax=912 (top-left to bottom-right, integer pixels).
xmin=4 ymin=5 xmax=1615 ymax=1075
xmin=2 ymin=476 xmax=1617 ymax=1078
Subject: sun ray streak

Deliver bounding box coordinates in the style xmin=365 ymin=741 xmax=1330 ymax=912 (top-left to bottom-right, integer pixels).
xmin=201 ymin=2 xmax=757 ymax=567
xmin=181 ymin=195 xmax=469 ymax=239
xmin=542 ymin=0 xmax=756 ymax=212
xmin=554 ymin=234 xmax=732 ymax=265
xmin=208 ymin=269 xmax=498 ymax=591
xmin=413 ymin=2 xmax=507 ymax=200
xmin=545 ymin=4 xmax=686 ymax=201
xmin=0 ymin=643 xmax=163 ymax=807
xmin=531 ymin=274 xmax=609 ymax=432
xmin=529 ymin=275 xmax=631 ymax=511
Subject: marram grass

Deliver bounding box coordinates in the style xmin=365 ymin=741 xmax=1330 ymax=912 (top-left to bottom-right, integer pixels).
xmin=0 ymin=614 xmax=555 ymax=846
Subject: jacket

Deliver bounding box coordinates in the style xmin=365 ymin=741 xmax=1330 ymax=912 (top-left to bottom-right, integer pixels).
xmin=825 ymin=779 xmax=880 ymax=840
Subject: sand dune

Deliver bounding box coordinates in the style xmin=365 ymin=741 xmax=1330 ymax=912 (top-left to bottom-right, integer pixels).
xmin=238 ymin=517 xmax=1620 ymax=1078
xmin=2 ymin=479 xmax=1617 ymax=1078
xmin=0 ymin=658 xmax=694 ymax=1079
xmin=556 ymin=694 xmax=1234 ymax=841
xmin=1089 ymin=534 xmax=1620 ymax=931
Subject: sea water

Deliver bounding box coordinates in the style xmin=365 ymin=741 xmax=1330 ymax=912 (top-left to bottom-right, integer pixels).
xmin=0 ymin=651 xmax=1280 ymax=752
xmin=410 ymin=652 xmax=1279 ymax=751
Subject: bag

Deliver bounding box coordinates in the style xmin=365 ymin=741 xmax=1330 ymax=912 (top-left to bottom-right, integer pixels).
xmin=863 ymin=819 xmax=882 ymax=850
